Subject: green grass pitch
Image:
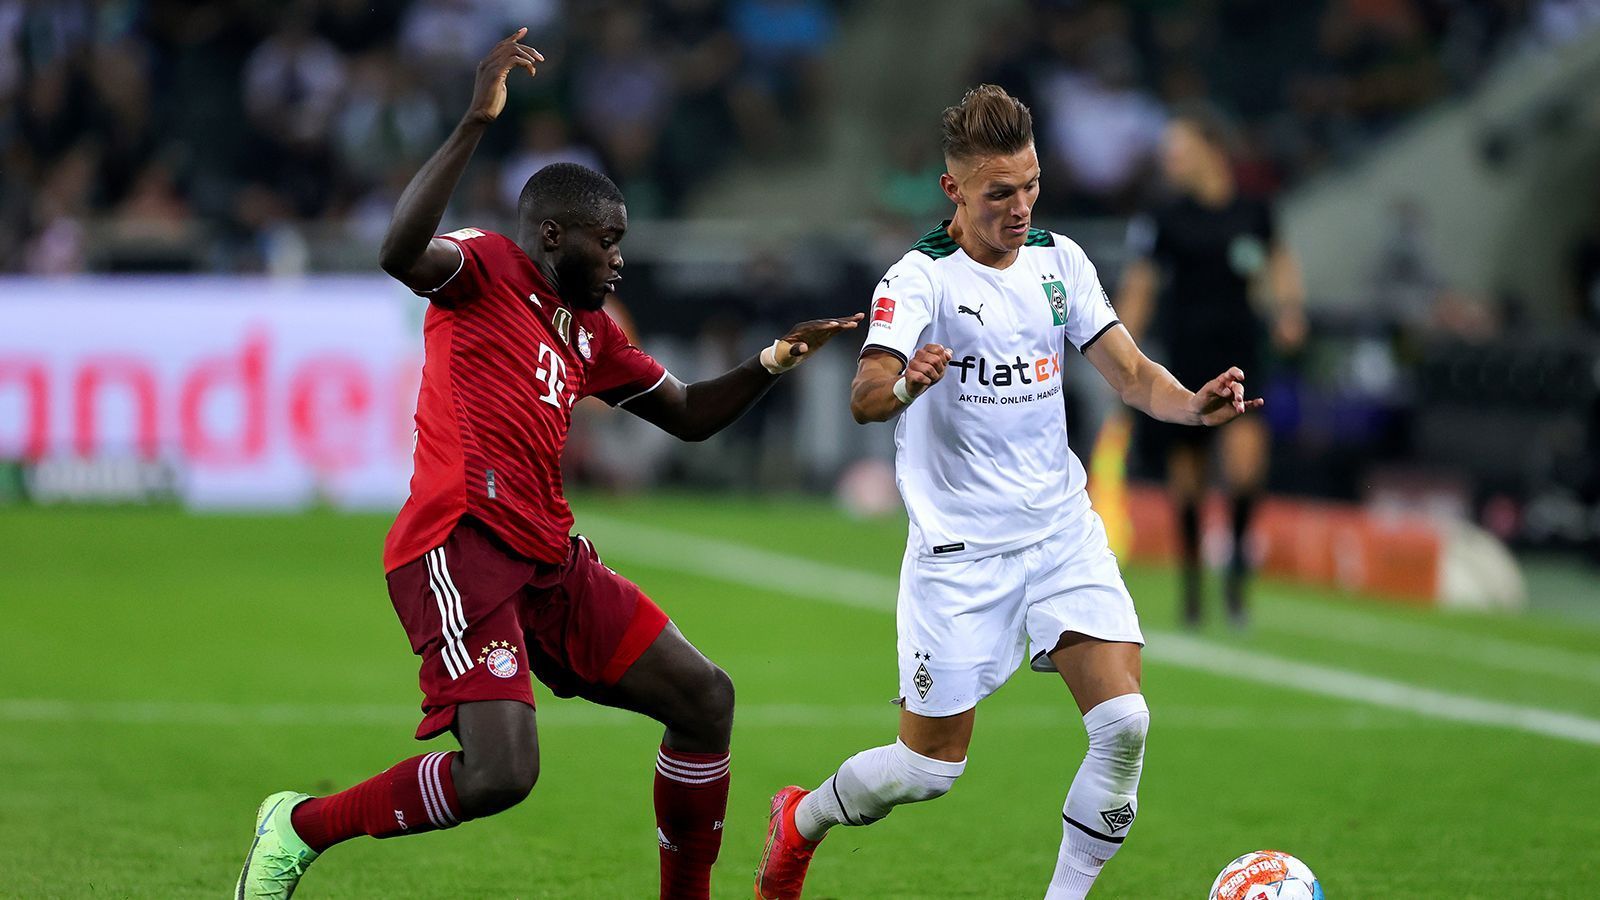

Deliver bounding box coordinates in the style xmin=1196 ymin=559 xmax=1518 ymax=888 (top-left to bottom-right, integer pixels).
xmin=2 ymin=496 xmax=1598 ymax=898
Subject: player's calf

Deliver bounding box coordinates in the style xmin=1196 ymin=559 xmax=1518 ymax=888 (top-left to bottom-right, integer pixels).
xmin=650 ymin=663 xmax=733 ymax=899
xmin=275 ymin=747 xmax=469 ymax=878
xmin=602 ymin=630 xmax=735 ymax=899
xmin=794 ymin=739 xmax=966 ymax=840
xmin=1048 ymin=693 xmax=1149 ymax=900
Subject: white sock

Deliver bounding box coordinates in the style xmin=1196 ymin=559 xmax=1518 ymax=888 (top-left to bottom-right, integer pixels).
xmin=1046 ymin=693 xmax=1149 ymax=900
xmin=794 ymin=739 xmax=965 ymax=842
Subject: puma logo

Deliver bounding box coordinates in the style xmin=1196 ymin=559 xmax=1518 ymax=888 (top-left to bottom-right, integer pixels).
xmin=881 ymin=274 xmax=899 ymax=288
xmin=958 ymin=304 xmax=984 ymax=326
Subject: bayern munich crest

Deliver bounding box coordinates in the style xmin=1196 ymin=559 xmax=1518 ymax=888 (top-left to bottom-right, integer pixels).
xmin=478 ymin=641 xmax=520 ymax=678
xmin=577 ymin=326 xmax=592 ymax=359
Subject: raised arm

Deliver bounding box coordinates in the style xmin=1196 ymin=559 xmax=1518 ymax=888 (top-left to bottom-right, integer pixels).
xmin=624 ymin=315 xmax=863 ymax=441
xmin=378 ymin=29 xmax=543 ymax=291
xmin=1083 ymin=324 xmax=1261 ymax=426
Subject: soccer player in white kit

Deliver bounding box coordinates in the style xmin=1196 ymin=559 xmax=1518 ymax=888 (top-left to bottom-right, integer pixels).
xmin=755 ymin=85 xmax=1263 ymax=899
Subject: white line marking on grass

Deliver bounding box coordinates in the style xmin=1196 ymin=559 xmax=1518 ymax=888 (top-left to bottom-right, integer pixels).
xmin=1256 ymin=602 xmax=1600 ymax=685
xmin=578 ymin=515 xmax=1600 ymax=747
xmin=578 ymin=515 xmax=897 ymax=609
xmin=1146 ymin=634 xmax=1600 ymax=745
xmin=0 ymin=697 xmax=1421 ymax=732
xmin=583 ymin=516 xmax=1600 ymax=672
xmin=0 ymin=698 xmax=410 ymax=727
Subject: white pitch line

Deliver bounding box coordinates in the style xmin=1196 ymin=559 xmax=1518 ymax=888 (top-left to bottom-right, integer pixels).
xmin=1255 ymin=600 xmax=1600 ymax=686
xmin=576 ymin=515 xmax=896 ymax=610
xmin=1146 ymin=634 xmax=1600 ymax=745
xmin=577 ymin=514 xmax=1600 ymax=747
xmin=0 ymin=697 xmax=1420 ymax=732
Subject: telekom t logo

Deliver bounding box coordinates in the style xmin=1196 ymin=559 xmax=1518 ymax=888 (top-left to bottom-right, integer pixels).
xmin=535 ymin=343 xmax=567 ymax=408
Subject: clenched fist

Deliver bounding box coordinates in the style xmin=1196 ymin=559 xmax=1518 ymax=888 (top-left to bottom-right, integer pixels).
xmin=904 ymin=343 xmax=953 ymax=399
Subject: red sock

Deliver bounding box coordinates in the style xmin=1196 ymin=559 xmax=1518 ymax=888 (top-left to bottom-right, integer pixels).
xmin=290 ymin=750 xmax=464 ymax=852
xmin=653 ymin=746 xmax=731 ymax=900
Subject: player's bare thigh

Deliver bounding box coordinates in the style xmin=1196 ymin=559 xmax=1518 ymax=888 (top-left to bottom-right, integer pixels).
xmin=562 ymin=622 xmax=734 ymax=753
xmin=898 ymin=707 xmax=976 ymax=762
xmin=1166 ymin=441 xmax=1207 ymax=501
xmin=1047 ymin=633 xmax=1143 ymax=715
xmin=1220 ymin=414 xmax=1269 ymax=492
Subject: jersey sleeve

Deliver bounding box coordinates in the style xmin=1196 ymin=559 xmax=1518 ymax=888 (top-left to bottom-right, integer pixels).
xmin=410 ymin=227 xmax=501 ymax=308
xmin=860 ymin=260 xmax=935 ymax=368
xmin=1063 ymin=240 xmax=1121 ymax=353
xmin=582 ymin=311 xmax=669 ymax=407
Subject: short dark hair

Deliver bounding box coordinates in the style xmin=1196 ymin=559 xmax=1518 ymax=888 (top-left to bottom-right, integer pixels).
xmin=940 ymin=84 xmax=1034 ymax=163
xmin=518 ymin=162 xmax=625 ymax=227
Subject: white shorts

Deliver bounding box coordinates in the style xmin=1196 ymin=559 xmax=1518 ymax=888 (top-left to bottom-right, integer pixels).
xmin=895 ymin=508 xmax=1144 ymax=717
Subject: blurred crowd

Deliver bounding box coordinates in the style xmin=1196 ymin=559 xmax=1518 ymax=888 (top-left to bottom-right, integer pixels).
xmin=970 ymin=0 xmax=1596 ymax=216
xmin=0 ymin=0 xmax=842 ymax=273
xmin=7 ymin=0 xmax=1597 ymax=275
xmin=3 ymin=0 xmax=1598 ymax=550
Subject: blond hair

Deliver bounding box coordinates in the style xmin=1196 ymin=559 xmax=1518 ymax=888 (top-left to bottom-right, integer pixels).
xmin=940 ymin=84 xmax=1034 ymax=162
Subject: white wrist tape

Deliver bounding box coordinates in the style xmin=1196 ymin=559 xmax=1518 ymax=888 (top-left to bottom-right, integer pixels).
xmin=759 ymin=340 xmax=799 ymax=375
xmin=892 ymin=376 xmax=916 ymax=405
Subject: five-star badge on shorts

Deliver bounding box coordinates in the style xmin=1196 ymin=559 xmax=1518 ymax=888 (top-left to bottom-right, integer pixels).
xmin=478 ymin=641 xmax=521 ymax=678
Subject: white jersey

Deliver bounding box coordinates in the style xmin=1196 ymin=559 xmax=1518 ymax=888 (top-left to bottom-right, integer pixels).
xmin=863 ymin=223 xmax=1120 ymax=562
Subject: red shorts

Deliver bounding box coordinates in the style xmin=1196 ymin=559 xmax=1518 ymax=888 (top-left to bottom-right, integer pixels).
xmin=386 ymin=517 xmax=669 ymax=740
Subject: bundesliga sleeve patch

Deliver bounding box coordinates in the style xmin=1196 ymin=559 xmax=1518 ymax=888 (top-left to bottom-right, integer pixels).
xmin=872 ymin=296 xmax=896 ymax=324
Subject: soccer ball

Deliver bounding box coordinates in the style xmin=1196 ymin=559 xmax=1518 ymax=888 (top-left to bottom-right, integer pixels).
xmin=1208 ymin=850 xmax=1323 ymax=900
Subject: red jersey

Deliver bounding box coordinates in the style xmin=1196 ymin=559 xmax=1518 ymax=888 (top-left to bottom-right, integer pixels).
xmin=383 ymin=228 xmax=666 ymax=572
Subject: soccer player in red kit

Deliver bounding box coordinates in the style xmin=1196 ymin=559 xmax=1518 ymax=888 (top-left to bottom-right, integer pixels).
xmin=235 ymin=29 xmax=861 ymax=899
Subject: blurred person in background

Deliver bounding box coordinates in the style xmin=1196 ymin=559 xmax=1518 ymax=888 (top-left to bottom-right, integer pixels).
xmin=496 ymin=110 xmax=604 ymax=214
xmin=573 ymin=5 xmax=673 ymax=212
xmin=1118 ymin=110 xmax=1306 ymax=629
xmin=727 ymin=0 xmax=836 ymax=154
xmin=1036 ymin=33 xmax=1165 ymax=215
xmin=1369 ymin=196 xmax=1494 ymax=341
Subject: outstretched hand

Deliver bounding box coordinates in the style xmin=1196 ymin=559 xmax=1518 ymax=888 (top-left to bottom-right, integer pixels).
xmin=468 ymin=28 xmax=544 ymax=124
xmin=774 ymin=313 xmax=865 ymax=366
xmin=1191 ymin=367 xmax=1264 ymax=426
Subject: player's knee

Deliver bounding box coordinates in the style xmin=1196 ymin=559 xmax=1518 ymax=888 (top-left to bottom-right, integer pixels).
xmin=456 ymin=751 xmax=539 ymax=817
xmin=691 ymin=663 xmax=735 ymax=740
xmin=900 ymin=766 xmax=961 ymax=804
xmin=1085 ymin=693 xmax=1148 ymax=777
xmin=888 ymin=740 xmax=965 ymax=805
xmin=475 ymin=756 xmax=539 ymax=815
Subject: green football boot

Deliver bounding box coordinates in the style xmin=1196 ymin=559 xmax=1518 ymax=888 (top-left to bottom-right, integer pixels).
xmin=235 ymin=791 xmax=319 ymax=899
